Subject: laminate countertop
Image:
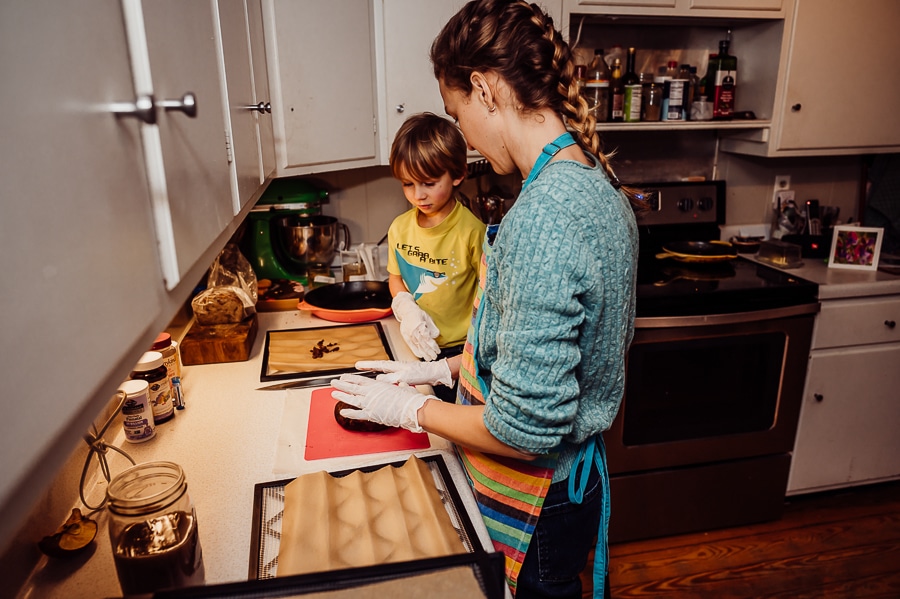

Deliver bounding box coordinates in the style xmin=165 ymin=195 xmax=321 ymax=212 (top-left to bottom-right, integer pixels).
xmin=18 ymin=311 xmax=495 ymax=599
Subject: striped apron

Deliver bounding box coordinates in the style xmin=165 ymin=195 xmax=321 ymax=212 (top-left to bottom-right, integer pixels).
xmin=455 ymin=133 xmax=611 ymax=597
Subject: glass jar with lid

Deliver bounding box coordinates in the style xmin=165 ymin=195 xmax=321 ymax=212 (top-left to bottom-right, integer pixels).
xmin=107 ymin=461 xmax=205 ymax=596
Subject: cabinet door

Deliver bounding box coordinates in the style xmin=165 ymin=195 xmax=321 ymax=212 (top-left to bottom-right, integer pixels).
xmin=0 ymin=0 xmax=162 ymax=538
xmin=138 ymin=0 xmax=235 ymax=287
xmin=788 ymin=343 xmax=900 ymax=494
xmin=263 ymin=0 xmax=379 ymax=174
xmin=382 ymin=0 xmax=468 ymax=150
xmin=217 ymin=0 xmax=274 ymax=213
xmin=776 ymin=0 xmax=900 ymax=152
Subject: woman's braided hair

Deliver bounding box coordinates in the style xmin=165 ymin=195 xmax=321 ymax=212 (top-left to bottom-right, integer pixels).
xmin=431 ymin=0 xmax=646 ymax=213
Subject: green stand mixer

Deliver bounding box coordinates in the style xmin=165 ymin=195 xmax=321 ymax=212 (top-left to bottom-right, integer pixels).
xmin=243 ymin=179 xmax=349 ymax=285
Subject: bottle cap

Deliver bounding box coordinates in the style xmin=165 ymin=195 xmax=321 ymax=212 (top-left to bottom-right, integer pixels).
xmin=150 ymin=332 xmax=172 ymax=351
xmin=118 ymin=379 xmax=150 ymax=396
xmin=134 ymin=351 xmax=164 ymax=371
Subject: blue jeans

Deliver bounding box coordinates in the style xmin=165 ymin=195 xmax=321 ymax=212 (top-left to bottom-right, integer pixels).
xmin=516 ymin=462 xmax=607 ymax=599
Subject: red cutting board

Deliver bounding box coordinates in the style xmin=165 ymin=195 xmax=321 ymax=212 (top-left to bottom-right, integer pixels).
xmin=305 ymin=388 xmax=430 ymax=460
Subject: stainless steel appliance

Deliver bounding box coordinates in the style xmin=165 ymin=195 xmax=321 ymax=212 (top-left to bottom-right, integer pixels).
xmin=604 ymin=181 xmax=820 ymax=543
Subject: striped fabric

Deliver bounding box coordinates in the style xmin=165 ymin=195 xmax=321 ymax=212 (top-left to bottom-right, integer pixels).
xmin=456 ymin=240 xmax=558 ymax=595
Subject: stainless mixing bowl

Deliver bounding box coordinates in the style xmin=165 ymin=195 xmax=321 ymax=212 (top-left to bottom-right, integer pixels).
xmin=276 ymin=215 xmax=350 ymax=267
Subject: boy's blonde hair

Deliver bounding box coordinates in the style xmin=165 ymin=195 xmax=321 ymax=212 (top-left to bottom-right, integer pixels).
xmin=390 ymin=112 xmax=468 ymax=183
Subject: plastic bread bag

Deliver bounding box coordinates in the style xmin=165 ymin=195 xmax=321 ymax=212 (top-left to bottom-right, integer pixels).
xmin=191 ymin=244 xmax=259 ymax=325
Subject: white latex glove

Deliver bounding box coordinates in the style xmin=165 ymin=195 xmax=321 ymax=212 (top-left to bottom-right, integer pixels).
xmin=331 ymin=374 xmax=434 ymax=433
xmin=391 ymin=292 xmax=440 ymax=361
xmin=355 ymin=359 xmax=454 ymax=387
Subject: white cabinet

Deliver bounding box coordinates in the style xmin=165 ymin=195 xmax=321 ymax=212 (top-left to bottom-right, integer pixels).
xmin=263 ymin=0 xmax=380 ymax=175
xmin=0 ymin=0 xmax=265 ymax=558
xmin=788 ymin=295 xmax=900 ymax=494
xmin=721 ymin=0 xmax=900 ymax=156
xmin=217 ymin=0 xmax=276 ymax=211
xmin=566 ymin=0 xmax=785 ymax=18
xmin=136 ymin=0 xmax=236 ymax=287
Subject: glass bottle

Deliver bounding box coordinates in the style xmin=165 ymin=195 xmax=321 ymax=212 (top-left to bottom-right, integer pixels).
xmin=107 ymin=461 xmax=205 ymax=596
xmin=713 ymin=31 xmax=737 ymax=119
xmin=610 ymin=58 xmax=625 ymax=122
xmin=581 ymin=48 xmax=611 ymax=122
xmin=623 ymin=47 xmax=642 ymax=122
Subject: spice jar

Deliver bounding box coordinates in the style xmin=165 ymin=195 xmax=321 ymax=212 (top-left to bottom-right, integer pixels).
xmin=150 ymin=332 xmax=182 ymax=384
xmin=117 ymin=380 xmax=156 ymax=443
xmin=642 ymin=83 xmax=663 ymax=121
xmin=107 ymin=461 xmax=205 ymax=596
xmin=130 ymin=351 xmax=175 ymax=425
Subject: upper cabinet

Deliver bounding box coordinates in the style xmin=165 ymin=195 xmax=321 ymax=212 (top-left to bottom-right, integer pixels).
xmin=721 ymin=0 xmax=900 ymax=156
xmin=262 ymin=0 xmax=380 ymax=176
xmin=566 ymin=0 xmax=785 ymax=17
xmin=216 ymin=0 xmax=276 ymax=212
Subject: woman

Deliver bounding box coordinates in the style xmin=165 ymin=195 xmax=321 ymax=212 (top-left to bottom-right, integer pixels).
xmin=332 ymin=1 xmax=643 ymax=596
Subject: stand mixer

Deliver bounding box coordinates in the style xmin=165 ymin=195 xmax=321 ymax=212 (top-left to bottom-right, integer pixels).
xmin=243 ymin=179 xmax=349 ymax=284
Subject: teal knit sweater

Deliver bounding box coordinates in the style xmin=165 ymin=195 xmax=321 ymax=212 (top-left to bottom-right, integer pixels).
xmin=477 ymin=157 xmax=638 ymax=482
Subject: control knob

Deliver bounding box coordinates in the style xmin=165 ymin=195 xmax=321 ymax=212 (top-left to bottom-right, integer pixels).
xmin=677 ymin=197 xmax=694 ymax=212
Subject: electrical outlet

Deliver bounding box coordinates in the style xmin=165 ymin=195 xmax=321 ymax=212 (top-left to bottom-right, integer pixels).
xmin=772 ymin=175 xmax=792 ymax=209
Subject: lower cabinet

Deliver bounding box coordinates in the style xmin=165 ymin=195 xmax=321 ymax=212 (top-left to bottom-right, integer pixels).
xmin=788 ymin=295 xmax=900 ymax=494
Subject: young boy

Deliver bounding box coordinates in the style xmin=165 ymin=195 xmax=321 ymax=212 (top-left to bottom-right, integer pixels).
xmin=386 ymin=113 xmax=485 ymax=397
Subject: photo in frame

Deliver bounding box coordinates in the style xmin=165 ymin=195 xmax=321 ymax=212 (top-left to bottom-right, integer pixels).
xmin=827 ymin=225 xmax=884 ymax=270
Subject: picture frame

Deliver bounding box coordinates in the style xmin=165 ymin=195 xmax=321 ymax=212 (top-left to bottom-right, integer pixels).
xmin=827 ymin=225 xmax=884 ymax=271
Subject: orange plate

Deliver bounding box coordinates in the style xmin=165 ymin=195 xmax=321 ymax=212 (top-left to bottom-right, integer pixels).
xmin=297 ymin=300 xmax=392 ymax=323
xmin=304 ymin=388 xmax=430 ymax=460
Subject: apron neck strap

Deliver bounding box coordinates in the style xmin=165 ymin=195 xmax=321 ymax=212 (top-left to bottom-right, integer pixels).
xmin=522 ymin=131 xmax=577 ymax=190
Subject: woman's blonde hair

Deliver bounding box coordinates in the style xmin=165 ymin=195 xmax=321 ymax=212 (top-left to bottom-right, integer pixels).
xmin=431 ymin=0 xmax=646 ymax=213
xmin=389 ymin=112 xmax=468 ymax=183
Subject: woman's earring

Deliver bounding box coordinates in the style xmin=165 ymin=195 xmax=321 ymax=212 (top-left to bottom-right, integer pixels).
xmin=488 ymin=105 xmax=497 ymax=113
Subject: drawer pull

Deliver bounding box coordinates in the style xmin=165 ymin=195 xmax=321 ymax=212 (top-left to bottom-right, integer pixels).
xmin=814 ymin=393 xmax=824 ymax=402
xmin=886 ymin=320 xmax=897 ymax=329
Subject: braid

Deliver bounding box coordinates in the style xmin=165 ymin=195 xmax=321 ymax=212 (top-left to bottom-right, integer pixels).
xmin=432 ymin=0 xmax=648 ymax=215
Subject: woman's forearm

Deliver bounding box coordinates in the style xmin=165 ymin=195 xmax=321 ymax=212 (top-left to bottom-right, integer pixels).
xmin=416 ymin=399 xmax=537 ymax=460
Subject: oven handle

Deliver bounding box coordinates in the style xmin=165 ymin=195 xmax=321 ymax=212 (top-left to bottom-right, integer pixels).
xmin=635 ymin=302 xmax=820 ymax=329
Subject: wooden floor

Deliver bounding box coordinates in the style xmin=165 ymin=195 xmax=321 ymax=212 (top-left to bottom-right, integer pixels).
xmin=581 ymin=481 xmax=900 ymax=598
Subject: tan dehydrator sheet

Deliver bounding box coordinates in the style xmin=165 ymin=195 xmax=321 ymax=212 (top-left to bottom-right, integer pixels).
xmin=277 ymin=456 xmax=467 ymax=576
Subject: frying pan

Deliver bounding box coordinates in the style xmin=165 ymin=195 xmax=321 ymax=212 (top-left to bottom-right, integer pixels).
xmin=656 ymin=240 xmax=737 ymax=263
xmin=298 ymin=281 xmax=393 ymax=323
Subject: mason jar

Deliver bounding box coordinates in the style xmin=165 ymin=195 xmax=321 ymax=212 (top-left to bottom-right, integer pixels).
xmin=107 ymin=461 xmax=205 ymax=597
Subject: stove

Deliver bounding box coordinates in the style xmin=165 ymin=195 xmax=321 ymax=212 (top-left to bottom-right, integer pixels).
xmin=632 ymin=181 xmax=818 ymax=318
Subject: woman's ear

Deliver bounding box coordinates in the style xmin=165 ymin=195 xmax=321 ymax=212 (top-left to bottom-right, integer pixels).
xmin=470 ymin=71 xmax=495 ymax=111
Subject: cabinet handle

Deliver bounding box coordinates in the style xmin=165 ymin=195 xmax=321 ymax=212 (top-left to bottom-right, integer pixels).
xmin=814 ymin=393 xmax=824 ymax=402
xmin=110 ymin=93 xmax=157 ymax=125
xmin=396 ymin=103 xmax=405 ymax=113
xmin=791 ymin=103 xmax=802 ymax=112
xmin=243 ymin=101 xmax=271 ymax=114
xmin=886 ymin=320 xmax=897 ymax=329
xmin=157 ymin=92 xmax=197 ymax=118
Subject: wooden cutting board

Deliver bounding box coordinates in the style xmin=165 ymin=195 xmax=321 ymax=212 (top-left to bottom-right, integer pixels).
xmin=180 ymin=314 xmax=258 ymax=365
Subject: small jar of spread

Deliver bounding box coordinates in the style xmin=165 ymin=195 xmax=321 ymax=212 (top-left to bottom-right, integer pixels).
xmin=130 ymin=351 xmax=175 ymax=425
xmin=117 ymin=380 xmax=156 ymax=443
xmin=150 ymin=332 xmax=182 ymax=384
xmin=107 ymin=461 xmax=205 ymax=596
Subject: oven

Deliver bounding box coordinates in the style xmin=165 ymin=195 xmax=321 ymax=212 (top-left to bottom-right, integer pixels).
xmin=604 ymin=181 xmax=819 ymax=543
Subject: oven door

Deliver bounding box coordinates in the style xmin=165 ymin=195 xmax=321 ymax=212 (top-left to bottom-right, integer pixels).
xmin=604 ymin=304 xmax=818 ymax=475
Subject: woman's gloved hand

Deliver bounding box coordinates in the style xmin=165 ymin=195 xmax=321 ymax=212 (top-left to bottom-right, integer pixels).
xmin=391 ymin=292 xmax=440 ymax=361
xmin=331 ymin=374 xmax=434 ymax=433
xmin=355 ymin=359 xmax=454 ymax=387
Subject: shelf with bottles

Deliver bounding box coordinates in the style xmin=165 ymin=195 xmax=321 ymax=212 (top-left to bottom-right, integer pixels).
xmin=565 ymin=13 xmax=784 ymax=133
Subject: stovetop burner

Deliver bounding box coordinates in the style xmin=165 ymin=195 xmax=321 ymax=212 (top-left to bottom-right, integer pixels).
xmin=630 ymin=180 xmax=818 ymax=318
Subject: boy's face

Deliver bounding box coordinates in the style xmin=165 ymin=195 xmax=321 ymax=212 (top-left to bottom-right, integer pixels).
xmin=398 ymin=170 xmax=463 ymax=218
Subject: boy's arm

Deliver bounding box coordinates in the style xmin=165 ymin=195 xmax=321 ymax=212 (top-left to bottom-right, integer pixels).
xmin=388 ymin=273 xmax=408 ymax=297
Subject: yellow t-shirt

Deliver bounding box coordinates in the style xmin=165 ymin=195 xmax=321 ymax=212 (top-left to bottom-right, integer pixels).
xmin=387 ymin=201 xmax=486 ymax=348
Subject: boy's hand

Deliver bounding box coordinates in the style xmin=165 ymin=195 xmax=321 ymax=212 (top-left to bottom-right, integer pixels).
xmin=391 ymin=292 xmax=441 ymax=361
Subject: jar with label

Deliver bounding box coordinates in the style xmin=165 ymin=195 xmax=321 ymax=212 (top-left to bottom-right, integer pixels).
xmin=150 ymin=332 xmax=181 ymax=384
xmin=130 ymin=351 xmax=175 ymax=425
xmin=117 ymin=380 xmax=156 ymax=443
xmin=107 ymin=461 xmax=205 ymax=596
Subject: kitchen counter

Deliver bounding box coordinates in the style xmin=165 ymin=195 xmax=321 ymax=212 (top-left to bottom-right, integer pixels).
xmin=18 ymin=311 xmax=495 ymax=599
xmin=745 ymin=254 xmax=900 ymax=300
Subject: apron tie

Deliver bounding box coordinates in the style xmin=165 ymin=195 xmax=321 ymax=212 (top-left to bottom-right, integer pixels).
xmin=567 ymin=436 xmax=610 ymax=599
